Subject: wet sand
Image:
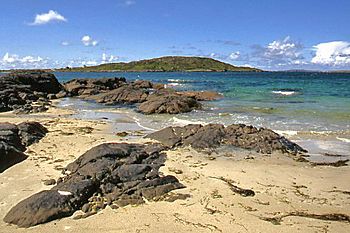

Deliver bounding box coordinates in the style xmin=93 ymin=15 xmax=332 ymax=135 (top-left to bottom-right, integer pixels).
xmin=0 ymin=105 xmax=349 ymax=233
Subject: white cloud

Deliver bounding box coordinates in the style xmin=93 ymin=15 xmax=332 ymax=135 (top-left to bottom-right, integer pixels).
xmin=81 ymin=60 xmax=98 ymax=66
xmin=1 ymin=53 xmax=48 ymax=69
xmin=30 ymin=10 xmax=67 ymax=25
xmin=81 ymin=35 xmax=99 ymax=46
xmin=311 ymin=41 xmax=350 ymax=66
xmin=251 ymin=36 xmax=305 ymax=68
xmin=102 ymin=53 xmax=119 ymax=63
xmin=229 ymin=51 xmax=241 ymax=60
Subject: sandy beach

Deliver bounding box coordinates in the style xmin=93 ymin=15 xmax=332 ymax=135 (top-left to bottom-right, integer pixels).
xmin=1 ymin=104 xmax=349 ymax=233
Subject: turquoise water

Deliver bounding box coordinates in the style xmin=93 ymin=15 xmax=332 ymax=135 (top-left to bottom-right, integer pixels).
xmin=54 ymin=72 xmax=350 ymax=133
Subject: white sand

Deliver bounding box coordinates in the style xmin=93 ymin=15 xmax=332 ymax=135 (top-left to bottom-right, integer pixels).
xmin=0 ymin=106 xmax=349 ymax=233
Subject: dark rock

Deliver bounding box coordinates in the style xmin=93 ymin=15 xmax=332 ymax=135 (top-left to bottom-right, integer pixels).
xmin=63 ymin=77 xmax=126 ymax=97
xmin=17 ymin=122 xmax=49 ymax=147
xmin=4 ymin=143 xmax=184 ymax=227
xmin=43 ymin=179 xmax=56 ymax=186
xmin=60 ymin=78 xmax=213 ymax=115
xmin=0 ymin=141 xmax=27 ymax=173
xmin=0 ymin=123 xmax=24 ymax=151
xmin=145 ymin=127 xmax=181 ymax=148
xmin=0 ymin=71 xmax=62 ymax=113
xmin=183 ymin=124 xmax=225 ymax=149
xmin=177 ymin=91 xmax=223 ymax=101
xmin=0 ymin=122 xmax=47 ymax=172
xmin=146 ymin=124 xmax=307 ymax=155
xmin=132 ymin=80 xmax=153 ymax=89
xmin=153 ymin=83 xmax=165 ymax=90
xmin=138 ymin=93 xmax=201 ymax=114
xmin=116 ymin=131 xmax=129 ymax=137
xmin=3 ymin=71 xmax=62 ymax=94
xmin=89 ymin=85 xmax=149 ymax=104
xmin=3 ymin=181 xmax=95 ymax=228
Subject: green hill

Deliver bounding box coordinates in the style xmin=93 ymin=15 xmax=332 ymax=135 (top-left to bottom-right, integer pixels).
xmin=59 ymin=56 xmax=261 ymax=72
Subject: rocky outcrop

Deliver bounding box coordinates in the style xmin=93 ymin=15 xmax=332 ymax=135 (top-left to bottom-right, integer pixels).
xmin=62 ymin=78 xmax=217 ymax=114
xmin=4 ymin=143 xmax=184 ymax=227
xmin=17 ymin=122 xmax=49 ymax=147
xmin=177 ymin=91 xmax=223 ymax=101
xmin=146 ymin=124 xmax=307 ymax=155
xmin=0 ymin=71 xmax=63 ymax=113
xmin=0 ymin=142 xmax=27 ymax=173
xmin=138 ymin=92 xmax=201 ymax=114
xmin=63 ymin=77 xmax=127 ymax=97
xmin=89 ymin=85 xmax=150 ymax=104
xmin=0 ymin=122 xmax=48 ymax=172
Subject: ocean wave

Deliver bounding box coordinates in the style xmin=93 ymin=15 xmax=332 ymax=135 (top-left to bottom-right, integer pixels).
xmin=167 ymin=79 xmax=196 ymax=83
xmin=272 ymin=90 xmax=298 ymax=96
xmin=274 ymin=130 xmax=298 ymax=136
xmin=337 ymin=137 xmax=350 ymax=143
xmin=271 ymin=88 xmax=301 ymax=96
xmin=166 ymin=82 xmax=184 ymax=87
xmin=171 ymin=117 xmax=205 ymax=126
xmin=132 ymin=117 xmax=157 ymax=131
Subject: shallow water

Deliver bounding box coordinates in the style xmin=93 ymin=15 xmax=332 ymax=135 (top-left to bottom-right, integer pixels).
xmin=54 ymin=72 xmax=350 ymax=159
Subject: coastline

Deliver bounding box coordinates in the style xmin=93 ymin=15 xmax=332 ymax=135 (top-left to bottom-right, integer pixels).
xmin=1 ymin=103 xmax=349 ymax=232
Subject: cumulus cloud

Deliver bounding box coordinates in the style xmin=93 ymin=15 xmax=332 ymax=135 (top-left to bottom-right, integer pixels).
xmin=81 ymin=60 xmax=98 ymax=66
xmin=311 ymin=41 xmax=350 ymax=66
xmin=102 ymin=53 xmax=119 ymax=63
xmin=229 ymin=51 xmax=241 ymax=60
xmin=0 ymin=53 xmax=48 ymax=69
xmin=66 ymin=53 xmax=119 ymax=68
xmin=252 ymin=36 xmax=305 ymax=67
xmin=208 ymin=52 xmax=228 ymax=60
xmin=30 ymin=10 xmax=67 ymax=25
xmin=81 ymin=35 xmax=99 ymax=46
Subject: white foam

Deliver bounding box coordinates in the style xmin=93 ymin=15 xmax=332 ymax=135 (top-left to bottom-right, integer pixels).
xmin=272 ymin=91 xmax=297 ymax=96
xmin=167 ymin=83 xmax=182 ymax=87
xmin=132 ymin=117 xmax=157 ymax=131
xmin=337 ymin=137 xmax=350 ymax=143
xmin=171 ymin=117 xmax=204 ymax=126
xmin=167 ymin=79 xmax=182 ymax=82
xmin=275 ymin=130 xmax=298 ymax=136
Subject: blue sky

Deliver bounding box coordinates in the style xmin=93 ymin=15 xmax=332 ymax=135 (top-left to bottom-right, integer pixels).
xmin=1 ymin=0 xmax=350 ymax=70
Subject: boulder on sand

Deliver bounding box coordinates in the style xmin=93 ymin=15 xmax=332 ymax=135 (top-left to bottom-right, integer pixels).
xmin=146 ymin=124 xmax=307 ymax=155
xmin=0 ymin=122 xmax=48 ymax=172
xmin=17 ymin=122 xmax=49 ymax=147
xmin=0 ymin=141 xmax=27 ymax=173
xmin=4 ymin=143 xmax=184 ymax=227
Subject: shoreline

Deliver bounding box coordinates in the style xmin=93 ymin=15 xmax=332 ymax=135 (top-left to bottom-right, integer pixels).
xmin=0 ymin=106 xmax=349 ymax=232
xmin=54 ymin=97 xmax=350 ymax=162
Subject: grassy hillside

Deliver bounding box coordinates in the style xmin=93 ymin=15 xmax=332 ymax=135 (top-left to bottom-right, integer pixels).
xmin=59 ymin=56 xmax=262 ymax=72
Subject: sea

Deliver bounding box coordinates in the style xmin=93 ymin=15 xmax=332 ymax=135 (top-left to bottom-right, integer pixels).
xmin=54 ymin=72 xmax=350 ymax=160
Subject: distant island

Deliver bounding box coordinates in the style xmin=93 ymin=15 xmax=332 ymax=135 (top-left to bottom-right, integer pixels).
xmin=58 ymin=56 xmax=262 ymax=72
